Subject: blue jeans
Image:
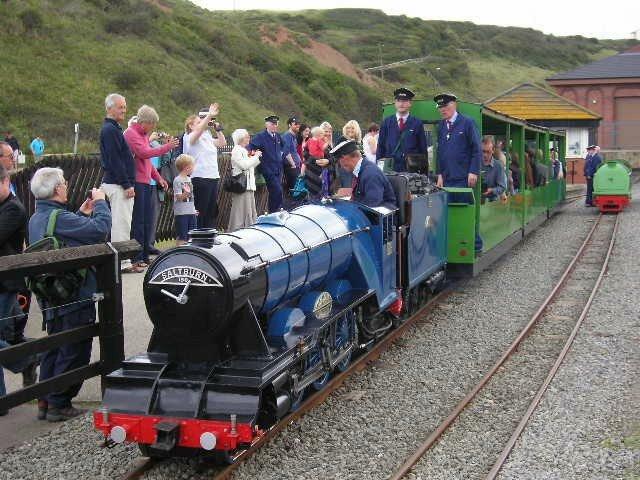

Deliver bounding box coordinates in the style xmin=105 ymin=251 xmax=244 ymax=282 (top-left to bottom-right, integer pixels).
xmin=132 ymin=183 xmax=153 ymax=263
xmin=175 ymin=214 xmax=197 ymax=241
xmin=39 ymin=307 xmax=94 ymax=408
xmin=0 ymin=293 xmax=34 ymax=399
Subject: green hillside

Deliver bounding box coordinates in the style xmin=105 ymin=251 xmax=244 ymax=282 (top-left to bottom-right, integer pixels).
xmin=0 ymin=1 xmax=635 ymax=153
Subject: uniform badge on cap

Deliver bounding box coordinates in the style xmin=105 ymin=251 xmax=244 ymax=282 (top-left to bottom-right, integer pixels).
xmin=265 ymin=115 xmax=280 ymax=123
xmin=394 ymin=87 xmax=415 ymax=101
xmin=434 ymin=93 xmax=457 ymax=107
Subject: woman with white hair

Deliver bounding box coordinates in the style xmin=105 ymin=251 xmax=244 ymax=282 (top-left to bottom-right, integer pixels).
xmin=28 ymin=167 xmax=111 ymax=421
xmin=123 ymin=105 xmax=178 ymax=269
xmin=228 ymin=129 xmax=261 ymax=231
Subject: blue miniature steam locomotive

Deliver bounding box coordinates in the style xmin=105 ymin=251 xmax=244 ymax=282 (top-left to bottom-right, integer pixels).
xmin=94 ymin=173 xmax=447 ymax=458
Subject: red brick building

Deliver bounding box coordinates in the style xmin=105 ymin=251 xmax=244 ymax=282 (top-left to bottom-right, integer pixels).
xmin=547 ymin=47 xmax=640 ymax=149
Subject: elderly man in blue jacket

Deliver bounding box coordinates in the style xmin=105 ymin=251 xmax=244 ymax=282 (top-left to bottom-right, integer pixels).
xmin=249 ymin=115 xmax=290 ymax=212
xmin=376 ymin=88 xmax=428 ymax=172
xmin=332 ymin=140 xmax=397 ymax=210
xmin=28 ymin=167 xmax=111 ymax=422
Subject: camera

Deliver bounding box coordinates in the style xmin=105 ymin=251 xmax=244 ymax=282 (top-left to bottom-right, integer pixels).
xmin=198 ymin=110 xmax=222 ymax=130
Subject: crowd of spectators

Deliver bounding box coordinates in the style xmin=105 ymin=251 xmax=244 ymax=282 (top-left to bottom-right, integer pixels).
xmin=1 ymin=88 xmax=571 ymax=419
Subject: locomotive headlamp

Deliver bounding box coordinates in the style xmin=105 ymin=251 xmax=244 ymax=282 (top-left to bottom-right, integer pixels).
xmin=200 ymin=432 xmax=217 ymax=450
xmin=110 ymin=426 xmax=127 ymax=444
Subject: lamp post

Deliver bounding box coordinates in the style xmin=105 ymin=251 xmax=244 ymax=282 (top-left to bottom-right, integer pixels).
xmin=378 ymin=43 xmax=384 ymax=81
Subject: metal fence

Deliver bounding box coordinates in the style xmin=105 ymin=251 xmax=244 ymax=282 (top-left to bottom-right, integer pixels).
xmin=12 ymin=150 xmax=270 ymax=242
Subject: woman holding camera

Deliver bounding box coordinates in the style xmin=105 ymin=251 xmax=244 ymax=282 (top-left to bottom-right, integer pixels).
xmin=183 ymin=103 xmax=227 ymax=229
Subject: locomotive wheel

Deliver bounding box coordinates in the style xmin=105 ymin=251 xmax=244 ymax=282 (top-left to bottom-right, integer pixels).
xmin=408 ymin=289 xmax=420 ymax=314
xmin=213 ymin=449 xmax=237 ymax=465
xmin=307 ymin=332 xmax=332 ymax=390
xmin=290 ymin=386 xmax=307 ymax=411
xmin=334 ymin=311 xmax=356 ymax=372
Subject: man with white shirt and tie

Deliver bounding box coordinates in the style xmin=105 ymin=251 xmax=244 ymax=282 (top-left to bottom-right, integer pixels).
xmin=249 ymin=115 xmax=288 ymax=212
xmin=434 ymin=93 xmax=481 ymax=190
xmin=434 ymin=92 xmax=483 ymax=251
xmin=376 ymin=87 xmax=428 ymax=172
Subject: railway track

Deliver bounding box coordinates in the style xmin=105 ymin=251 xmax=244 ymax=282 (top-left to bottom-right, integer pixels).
xmin=390 ymin=211 xmax=620 ymax=480
xmin=117 ymin=194 xmax=596 ymax=480
xmin=118 ymin=289 xmax=453 ymax=480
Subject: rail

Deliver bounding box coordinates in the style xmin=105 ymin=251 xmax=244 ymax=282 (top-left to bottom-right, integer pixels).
xmin=0 ymin=240 xmax=140 ymax=412
xmin=389 ymin=212 xmax=620 ymax=479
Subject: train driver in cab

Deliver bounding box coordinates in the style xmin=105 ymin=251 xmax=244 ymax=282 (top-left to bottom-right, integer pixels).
xmin=331 ymin=140 xmax=397 ymax=210
xmin=376 ymin=87 xmax=428 ymax=172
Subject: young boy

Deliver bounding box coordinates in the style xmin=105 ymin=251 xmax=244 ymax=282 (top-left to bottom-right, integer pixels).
xmin=173 ymin=154 xmax=198 ymax=246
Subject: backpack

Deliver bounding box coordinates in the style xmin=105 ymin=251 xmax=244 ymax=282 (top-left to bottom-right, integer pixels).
xmin=159 ymin=132 xmax=184 ymax=185
xmin=24 ymin=209 xmax=87 ymax=307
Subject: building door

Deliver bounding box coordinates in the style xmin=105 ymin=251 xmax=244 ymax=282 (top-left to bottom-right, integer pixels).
xmin=615 ymin=97 xmax=640 ymax=148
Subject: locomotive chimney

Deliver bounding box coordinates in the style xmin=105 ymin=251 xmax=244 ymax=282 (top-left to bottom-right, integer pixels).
xmin=188 ymin=228 xmax=217 ymax=248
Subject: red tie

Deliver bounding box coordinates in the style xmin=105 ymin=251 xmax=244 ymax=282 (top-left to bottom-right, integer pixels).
xmin=399 ymin=117 xmax=405 ymax=131
xmin=351 ymin=175 xmax=358 ymax=193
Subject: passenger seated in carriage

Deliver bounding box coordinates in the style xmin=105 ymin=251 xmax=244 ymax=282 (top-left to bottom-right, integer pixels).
xmin=480 ymin=136 xmax=506 ymax=202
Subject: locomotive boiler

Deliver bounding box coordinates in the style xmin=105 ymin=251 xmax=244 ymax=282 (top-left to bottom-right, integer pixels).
xmin=94 ymin=177 xmax=448 ymax=459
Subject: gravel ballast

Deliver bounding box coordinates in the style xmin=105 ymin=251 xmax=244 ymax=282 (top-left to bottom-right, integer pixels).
xmin=495 ymin=193 xmax=640 ymax=480
xmin=3 ymin=195 xmax=632 ymax=480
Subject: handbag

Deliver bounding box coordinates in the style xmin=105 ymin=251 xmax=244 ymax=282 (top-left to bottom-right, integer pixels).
xmin=290 ymin=175 xmax=308 ymax=200
xmin=223 ymin=170 xmax=247 ymax=194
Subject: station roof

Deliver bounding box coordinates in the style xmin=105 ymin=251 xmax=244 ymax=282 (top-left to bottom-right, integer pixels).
xmin=547 ymin=50 xmax=640 ymax=80
xmin=485 ymin=83 xmax=601 ymax=121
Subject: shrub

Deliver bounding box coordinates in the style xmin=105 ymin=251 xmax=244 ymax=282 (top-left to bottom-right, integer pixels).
xmin=19 ymin=9 xmax=44 ymax=32
xmin=172 ymin=85 xmax=207 ymax=110
xmin=113 ymin=69 xmax=142 ymax=89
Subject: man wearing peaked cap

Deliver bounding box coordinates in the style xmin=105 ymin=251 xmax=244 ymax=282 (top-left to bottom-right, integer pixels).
xmin=434 ymin=92 xmax=481 ymax=190
xmin=281 ymin=116 xmax=302 ymax=202
xmin=376 ymin=87 xmax=428 ymax=172
xmin=434 ymin=92 xmax=483 ymax=251
xmin=433 ymin=92 xmax=457 ymax=107
xmin=583 ymin=145 xmax=601 ymax=207
xmin=332 ymin=140 xmax=397 ymax=210
xmin=249 ymin=115 xmax=286 ymax=212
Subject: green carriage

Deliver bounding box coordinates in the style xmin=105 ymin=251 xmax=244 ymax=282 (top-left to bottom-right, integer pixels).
xmin=382 ymin=99 xmax=566 ymax=276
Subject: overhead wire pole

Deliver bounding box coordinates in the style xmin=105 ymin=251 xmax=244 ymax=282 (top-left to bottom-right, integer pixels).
xmin=378 ymin=43 xmax=384 ymax=81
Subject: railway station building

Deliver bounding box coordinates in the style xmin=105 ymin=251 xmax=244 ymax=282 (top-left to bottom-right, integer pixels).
xmin=485 ymin=82 xmax=601 ymax=184
xmin=547 ymin=46 xmax=640 ymax=163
